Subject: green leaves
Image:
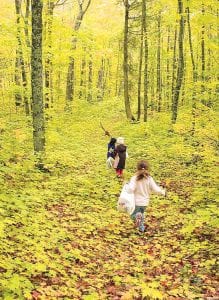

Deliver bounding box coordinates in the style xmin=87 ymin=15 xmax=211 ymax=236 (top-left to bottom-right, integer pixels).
xmin=0 ymin=102 xmax=218 ymax=299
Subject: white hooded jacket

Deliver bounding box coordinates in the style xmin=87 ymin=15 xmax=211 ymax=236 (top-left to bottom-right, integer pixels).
xmin=127 ymin=175 xmax=165 ymax=206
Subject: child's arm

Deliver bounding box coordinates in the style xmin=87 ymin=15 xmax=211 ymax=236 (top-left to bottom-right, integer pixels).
xmin=149 ymin=176 xmax=166 ymax=196
xmin=126 ymin=176 xmax=136 ymax=193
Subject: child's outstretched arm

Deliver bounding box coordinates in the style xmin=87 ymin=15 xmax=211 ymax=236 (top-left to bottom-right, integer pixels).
xmin=149 ymin=177 xmax=166 ymax=196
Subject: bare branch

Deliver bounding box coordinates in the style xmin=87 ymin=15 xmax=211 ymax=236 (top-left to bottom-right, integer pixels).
xmin=82 ymin=0 xmax=91 ymax=15
xmin=77 ymin=0 xmax=83 ymax=11
xmin=54 ymin=0 xmax=68 ymax=6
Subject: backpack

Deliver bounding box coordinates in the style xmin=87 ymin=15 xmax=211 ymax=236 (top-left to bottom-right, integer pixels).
xmin=117 ymin=183 xmax=135 ymax=215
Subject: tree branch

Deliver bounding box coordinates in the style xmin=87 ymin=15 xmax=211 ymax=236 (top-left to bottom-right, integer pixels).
xmin=54 ymin=0 xmax=68 ymax=6
xmin=82 ymin=0 xmax=91 ymax=16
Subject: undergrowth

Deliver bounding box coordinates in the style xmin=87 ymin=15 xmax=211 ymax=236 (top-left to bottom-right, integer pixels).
xmin=0 ymin=100 xmax=218 ymax=299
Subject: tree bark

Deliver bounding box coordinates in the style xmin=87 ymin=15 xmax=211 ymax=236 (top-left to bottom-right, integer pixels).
xmin=115 ymin=41 xmax=121 ymax=97
xmin=24 ymin=0 xmax=31 ymax=48
xmin=65 ymin=0 xmax=91 ymax=107
xmin=166 ymin=26 xmax=171 ymax=109
xmin=156 ymin=11 xmax=162 ymax=112
xmin=142 ymin=0 xmax=148 ymax=122
xmin=137 ymin=3 xmax=144 ymax=121
xmin=15 ymin=0 xmax=30 ymax=115
xmin=123 ymin=0 xmax=135 ymax=120
xmin=172 ymin=0 xmax=184 ymax=123
xmin=186 ymin=4 xmax=197 ymax=134
xmin=14 ymin=51 xmax=22 ymax=108
xmin=171 ymin=26 xmax=177 ymax=105
xmin=79 ymin=56 xmax=86 ymax=99
xmin=97 ymin=58 xmax=104 ymax=101
xmin=45 ymin=0 xmax=55 ymax=109
xmin=201 ymin=2 xmax=206 ymax=104
xmin=31 ymin=0 xmax=45 ymax=153
xmin=87 ymin=59 xmax=92 ymax=102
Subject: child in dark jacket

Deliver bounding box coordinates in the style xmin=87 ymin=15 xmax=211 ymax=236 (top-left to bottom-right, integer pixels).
xmin=114 ymin=137 xmax=128 ymax=178
xmin=107 ymin=137 xmax=117 ymax=159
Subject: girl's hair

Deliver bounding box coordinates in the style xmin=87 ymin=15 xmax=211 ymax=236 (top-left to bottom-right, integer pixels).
xmin=136 ymin=160 xmax=150 ymax=181
xmin=109 ymin=137 xmax=116 ymax=145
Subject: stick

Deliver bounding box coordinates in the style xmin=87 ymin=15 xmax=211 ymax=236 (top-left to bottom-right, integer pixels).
xmin=100 ymin=121 xmax=111 ymax=137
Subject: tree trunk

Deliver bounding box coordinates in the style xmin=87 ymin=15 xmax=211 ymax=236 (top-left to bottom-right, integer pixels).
xmin=156 ymin=11 xmax=162 ymax=112
xmin=87 ymin=59 xmax=92 ymax=102
xmin=14 ymin=52 xmax=22 ymax=108
xmin=45 ymin=1 xmax=55 ymax=109
xmin=115 ymin=41 xmax=121 ymax=97
xmin=150 ymin=68 xmax=155 ymax=111
xmin=66 ymin=54 xmax=75 ymax=105
xmin=137 ymin=4 xmax=144 ymax=121
xmin=65 ymin=0 xmax=91 ymax=107
xmin=123 ymin=0 xmax=134 ymax=120
xmin=201 ymin=2 xmax=206 ymax=105
xmin=15 ymin=0 xmax=30 ymax=115
xmin=172 ymin=0 xmax=184 ymax=123
xmin=79 ymin=56 xmax=86 ymax=99
xmin=166 ymin=26 xmax=171 ymax=109
xmin=97 ymin=58 xmax=104 ymax=101
xmin=24 ymin=0 xmax=31 ymax=48
xmin=142 ymin=0 xmax=148 ymax=122
xmin=186 ymin=4 xmax=197 ymax=134
xmin=171 ymin=26 xmax=177 ymax=104
xmin=31 ymin=0 xmax=45 ymax=153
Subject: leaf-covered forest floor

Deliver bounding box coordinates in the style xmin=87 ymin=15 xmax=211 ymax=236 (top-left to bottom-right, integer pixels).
xmin=0 ymin=101 xmax=218 ymax=299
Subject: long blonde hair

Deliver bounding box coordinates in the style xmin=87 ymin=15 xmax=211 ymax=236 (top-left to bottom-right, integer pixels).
xmin=136 ymin=160 xmax=150 ymax=181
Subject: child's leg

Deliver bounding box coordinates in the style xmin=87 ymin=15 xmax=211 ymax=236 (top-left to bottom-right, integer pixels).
xmin=116 ymin=169 xmax=122 ymax=177
xmin=139 ymin=207 xmax=145 ymax=232
xmin=131 ymin=206 xmax=146 ymax=232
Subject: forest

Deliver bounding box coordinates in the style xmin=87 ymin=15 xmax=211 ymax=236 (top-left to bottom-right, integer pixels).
xmin=0 ymin=0 xmax=218 ymax=299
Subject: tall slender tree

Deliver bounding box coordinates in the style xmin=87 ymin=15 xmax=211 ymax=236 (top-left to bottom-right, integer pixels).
xmin=65 ymin=0 xmax=91 ymax=107
xmin=87 ymin=58 xmax=92 ymax=102
xmin=142 ymin=0 xmax=149 ymax=122
xmin=123 ymin=0 xmax=135 ymax=120
xmin=186 ymin=3 xmax=198 ymax=134
xmin=23 ymin=0 xmax=31 ymax=48
xmin=172 ymin=0 xmax=185 ymax=123
xmin=201 ymin=2 xmax=206 ymax=104
xmin=45 ymin=0 xmax=55 ymax=109
xmin=156 ymin=11 xmax=162 ymax=112
xmin=15 ymin=0 xmax=29 ymax=114
xmin=166 ymin=26 xmax=171 ymax=109
xmin=137 ymin=3 xmax=144 ymax=121
xmin=31 ymin=0 xmax=45 ymax=153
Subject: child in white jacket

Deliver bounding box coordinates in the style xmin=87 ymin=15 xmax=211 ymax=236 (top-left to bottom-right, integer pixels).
xmin=128 ymin=160 xmax=166 ymax=232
